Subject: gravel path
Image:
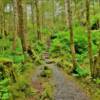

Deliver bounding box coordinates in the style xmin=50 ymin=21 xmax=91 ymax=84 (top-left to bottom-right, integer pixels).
xmin=47 ymin=63 xmax=90 ymax=100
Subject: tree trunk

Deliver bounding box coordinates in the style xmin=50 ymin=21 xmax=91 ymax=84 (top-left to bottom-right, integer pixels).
xmin=0 ymin=4 xmax=3 ymax=36
xmin=16 ymin=0 xmax=27 ymax=53
xmin=52 ymin=0 xmax=55 ymax=26
xmin=66 ymin=0 xmax=77 ymax=69
xmin=86 ymin=0 xmax=94 ymax=77
xmin=12 ymin=0 xmax=18 ymax=51
xmin=34 ymin=0 xmax=41 ymax=40
xmin=31 ymin=2 xmax=35 ymax=33
xmin=64 ymin=0 xmax=68 ymax=26
xmin=92 ymin=0 xmax=95 ymax=16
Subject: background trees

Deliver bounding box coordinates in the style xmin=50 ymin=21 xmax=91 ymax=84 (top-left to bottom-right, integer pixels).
xmin=0 ymin=0 xmax=99 ymax=78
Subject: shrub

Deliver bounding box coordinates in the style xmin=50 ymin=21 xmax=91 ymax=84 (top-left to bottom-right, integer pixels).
xmin=33 ymin=41 xmax=46 ymax=54
xmin=73 ymin=66 xmax=89 ymax=77
xmin=0 ymin=78 xmax=10 ymax=100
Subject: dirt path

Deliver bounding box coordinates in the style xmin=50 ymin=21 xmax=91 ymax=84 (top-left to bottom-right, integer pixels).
xmin=46 ymin=62 xmax=90 ymax=100
xmin=31 ymin=55 xmax=90 ymax=100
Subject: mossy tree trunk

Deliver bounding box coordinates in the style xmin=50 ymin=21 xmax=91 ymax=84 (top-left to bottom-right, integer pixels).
xmin=12 ymin=0 xmax=18 ymax=51
xmin=34 ymin=0 xmax=41 ymax=40
xmin=16 ymin=0 xmax=27 ymax=53
xmin=31 ymin=1 xmax=35 ymax=33
xmin=66 ymin=0 xmax=77 ymax=69
xmin=86 ymin=0 xmax=94 ymax=78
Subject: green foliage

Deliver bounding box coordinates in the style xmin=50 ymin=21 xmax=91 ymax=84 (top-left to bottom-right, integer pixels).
xmin=41 ymin=27 xmax=52 ymax=36
xmin=33 ymin=41 xmax=46 ymax=54
xmin=76 ymin=54 xmax=87 ymax=62
xmin=73 ymin=66 xmax=89 ymax=77
xmin=13 ymin=63 xmax=24 ymax=74
xmin=92 ymin=30 xmax=100 ymax=45
xmin=94 ymin=78 xmax=100 ymax=84
xmin=55 ymin=55 xmax=73 ymax=73
xmin=91 ymin=13 xmax=100 ymax=25
xmin=12 ymin=54 xmax=24 ymax=63
xmin=50 ymin=26 xmax=100 ymax=65
xmin=0 ymin=78 xmax=10 ymax=100
xmin=50 ymin=31 xmax=70 ymax=54
xmin=74 ymin=37 xmax=87 ymax=54
xmin=50 ymin=26 xmax=88 ymax=55
xmin=14 ymin=62 xmax=34 ymax=75
xmin=9 ymin=75 xmax=35 ymax=99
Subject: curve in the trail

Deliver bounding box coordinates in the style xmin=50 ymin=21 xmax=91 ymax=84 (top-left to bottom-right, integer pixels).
xmin=48 ymin=63 xmax=90 ymax=100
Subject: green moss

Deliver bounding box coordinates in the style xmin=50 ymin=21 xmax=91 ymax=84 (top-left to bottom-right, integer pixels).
xmin=0 ymin=58 xmax=12 ymax=63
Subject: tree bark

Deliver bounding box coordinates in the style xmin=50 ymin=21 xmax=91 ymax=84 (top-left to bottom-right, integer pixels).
xmin=66 ymin=0 xmax=77 ymax=68
xmin=12 ymin=0 xmax=18 ymax=51
xmin=64 ymin=0 xmax=68 ymax=26
xmin=16 ymin=0 xmax=27 ymax=53
xmin=34 ymin=0 xmax=41 ymax=40
xmin=31 ymin=1 xmax=35 ymax=33
xmin=86 ymin=0 xmax=94 ymax=77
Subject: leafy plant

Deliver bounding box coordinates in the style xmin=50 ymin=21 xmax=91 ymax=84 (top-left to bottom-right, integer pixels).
xmin=0 ymin=78 xmax=10 ymax=100
xmin=94 ymin=78 xmax=100 ymax=84
xmin=33 ymin=41 xmax=46 ymax=54
xmin=73 ymin=66 xmax=89 ymax=77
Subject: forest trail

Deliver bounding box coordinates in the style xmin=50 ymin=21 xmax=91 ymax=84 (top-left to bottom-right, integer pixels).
xmin=46 ymin=63 xmax=90 ymax=100
xmin=31 ymin=53 xmax=90 ymax=100
xmin=43 ymin=52 xmax=90 ymax=100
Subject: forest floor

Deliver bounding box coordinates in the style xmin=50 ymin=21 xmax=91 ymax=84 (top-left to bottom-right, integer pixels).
xmin=28 ymin=56 xmax=90 ymax=100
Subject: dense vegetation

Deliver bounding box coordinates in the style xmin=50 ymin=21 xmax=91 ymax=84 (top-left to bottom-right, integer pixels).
xmin=0 ymin=0 xmax=100 ymax=100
